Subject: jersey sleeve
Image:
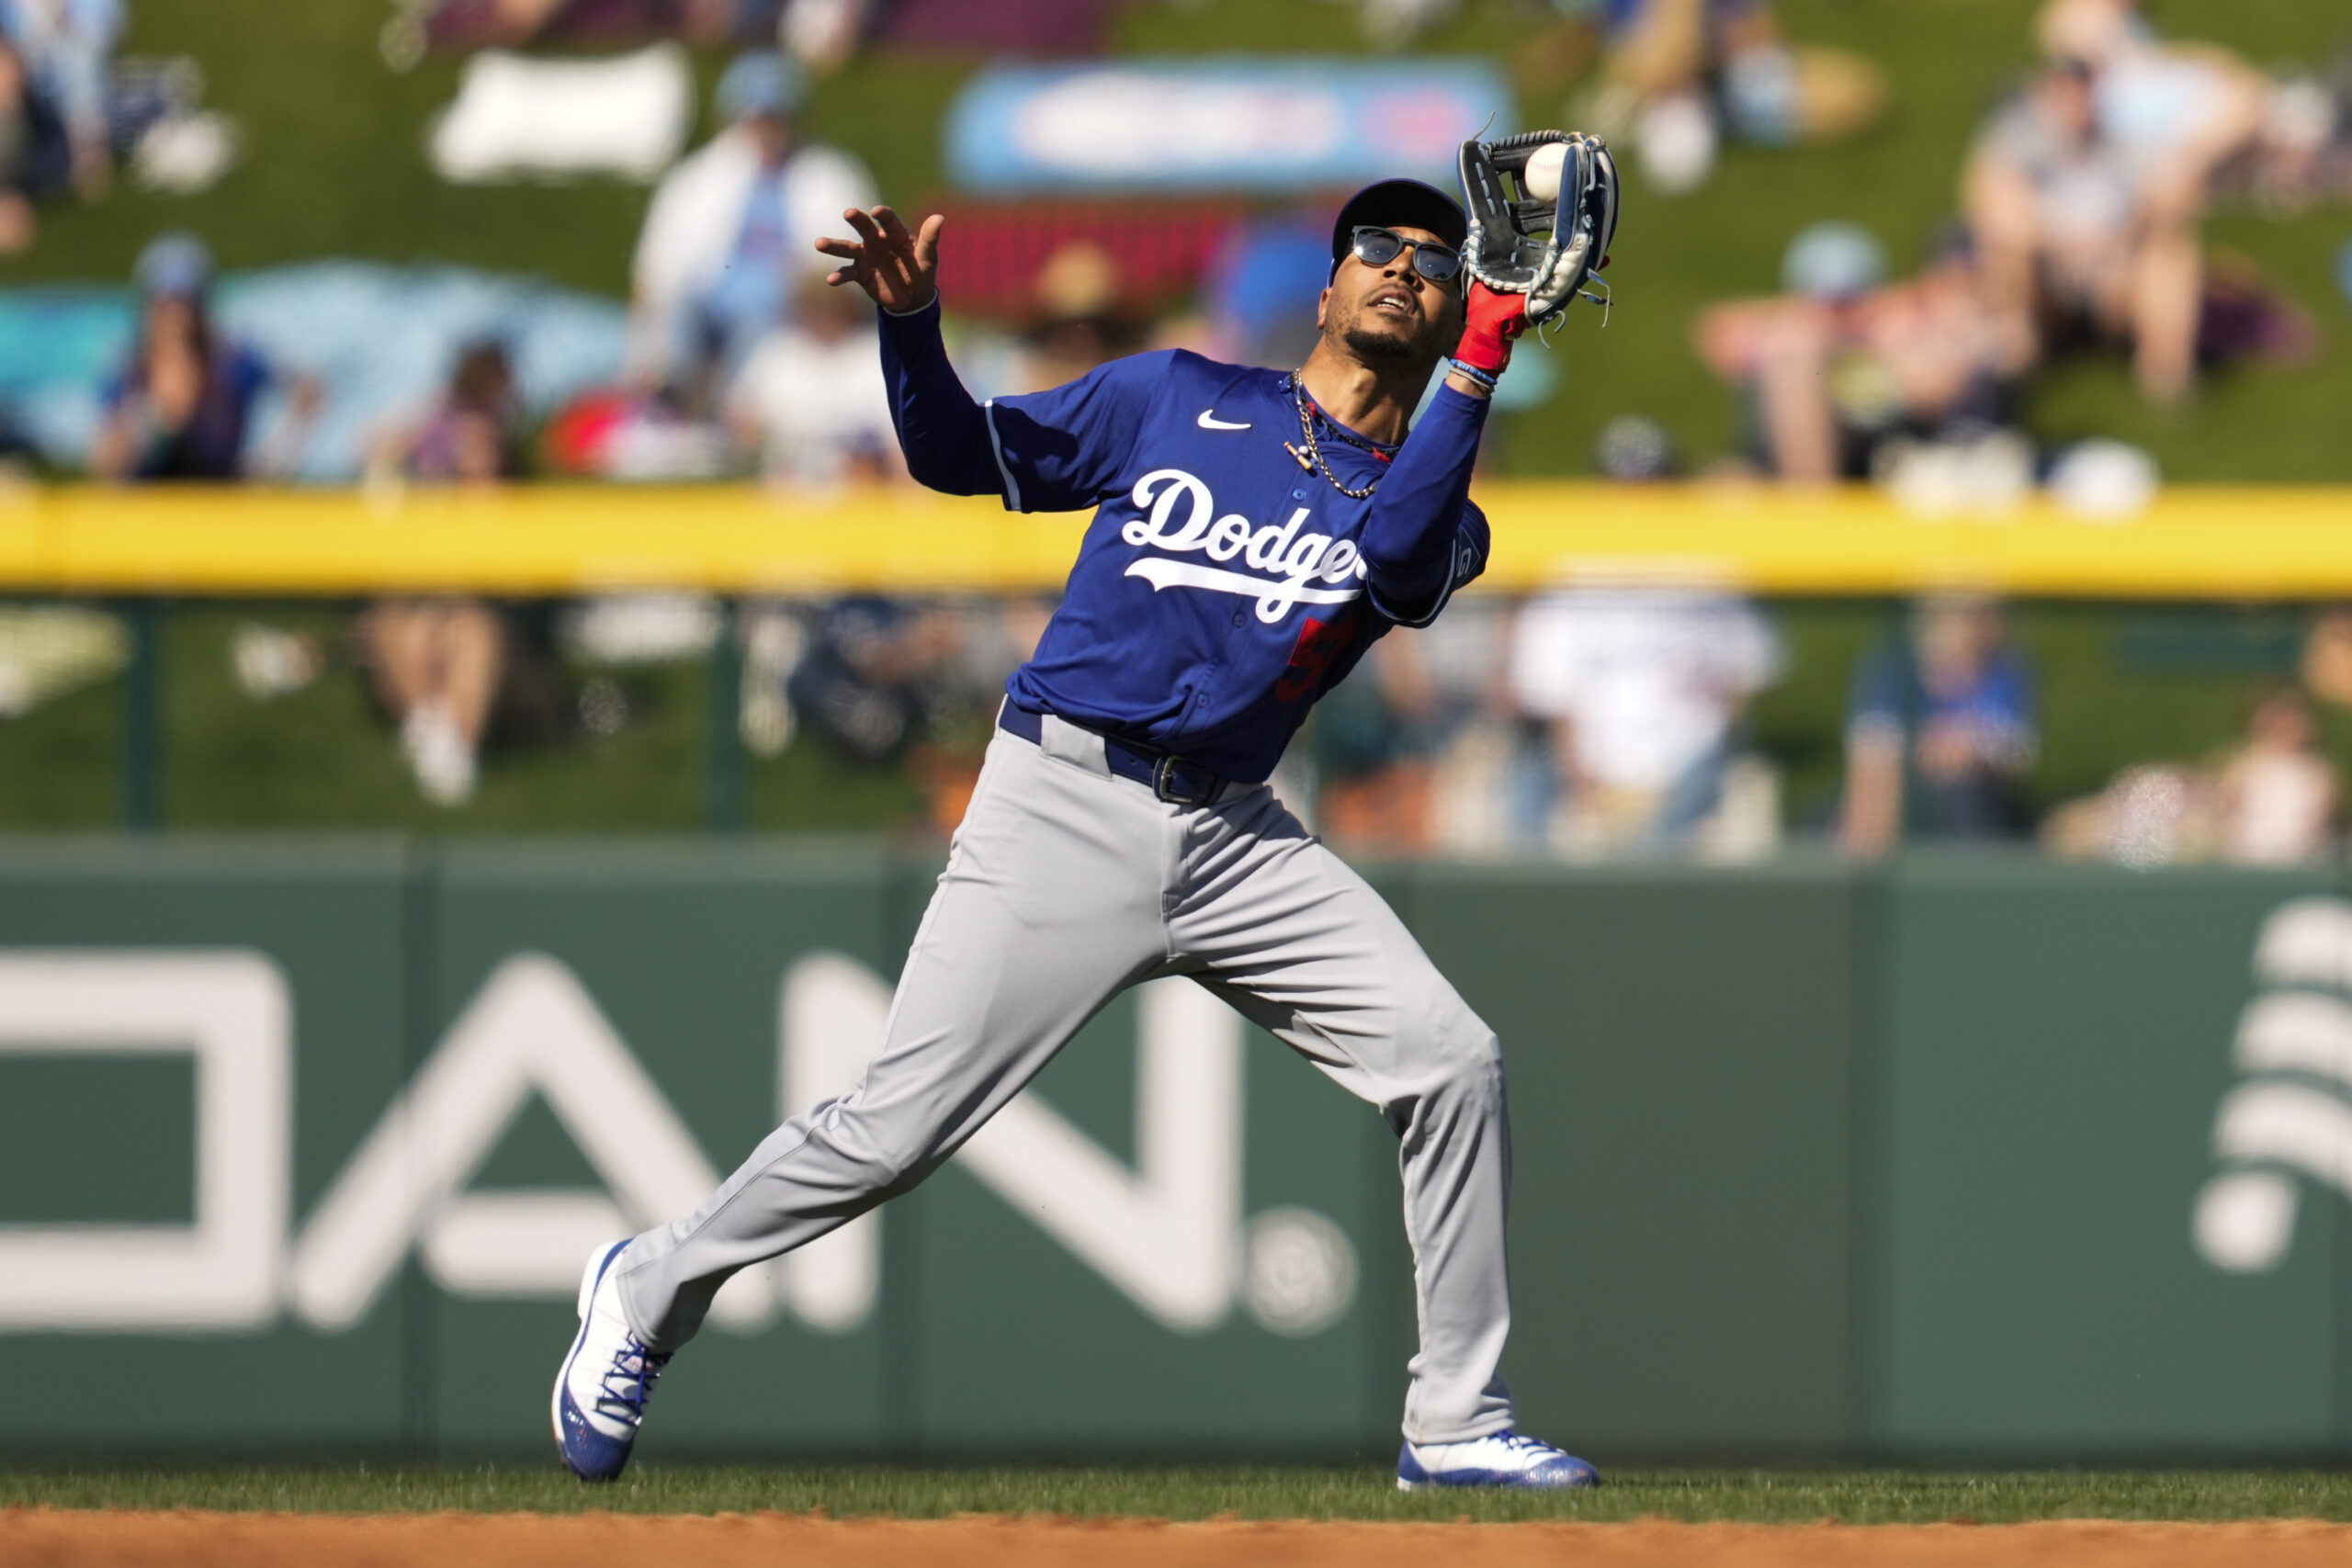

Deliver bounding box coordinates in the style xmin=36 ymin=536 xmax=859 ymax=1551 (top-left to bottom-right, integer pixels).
xmin=981 ymin=351 xmax=1174 ymax=513
xmin=1357 ymin=380 xmax=1490 ymax=626
xmin=877 ymin=299 xmax=1005 ymax=497
xmin=1370 ymin=498 xmax=1489 ymax=628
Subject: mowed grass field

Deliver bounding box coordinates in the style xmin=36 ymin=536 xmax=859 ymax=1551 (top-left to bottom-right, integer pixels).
xmin=6 ymin=1464 xmax=2352 ymax=1522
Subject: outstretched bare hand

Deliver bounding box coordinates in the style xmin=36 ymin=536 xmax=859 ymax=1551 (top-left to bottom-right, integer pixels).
xmin=816 ymin=206 xmax=944 ymax=314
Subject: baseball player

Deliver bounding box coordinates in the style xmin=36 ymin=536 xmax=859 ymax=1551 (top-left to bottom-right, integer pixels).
xmin=554 ymin=174 xmax=1601 ymax=1491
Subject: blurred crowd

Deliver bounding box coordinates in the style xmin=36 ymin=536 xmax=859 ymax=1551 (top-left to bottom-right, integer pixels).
xmin=0 ymin=0 xmax=239 ymax=253
xmin=384 ymin=0 xmax=1143 ymax=73
xmin=9 ymin=2 xmax=2352 ymax=860
xmin=1694 ymin=0 xmax=2341 ymax=496
xmin=0 ymin=0 xmax=120 ymax=252
xmin=50 ymin=0 xmax=2352 ymax=492
xmin=1281 ymin=588 xmax=2352 ymax=870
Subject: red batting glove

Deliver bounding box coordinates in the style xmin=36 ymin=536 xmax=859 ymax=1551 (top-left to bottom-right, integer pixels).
xmin=1454 ymin=281 xmax=1528 ymax=378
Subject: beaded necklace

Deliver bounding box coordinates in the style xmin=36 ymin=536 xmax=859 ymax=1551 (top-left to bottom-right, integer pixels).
xmin=1283 ymin=371 xmax=1396 ymax=501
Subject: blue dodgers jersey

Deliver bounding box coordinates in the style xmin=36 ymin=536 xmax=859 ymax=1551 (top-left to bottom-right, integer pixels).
xmin=984 ymin=350 xmax=1489 ymax=784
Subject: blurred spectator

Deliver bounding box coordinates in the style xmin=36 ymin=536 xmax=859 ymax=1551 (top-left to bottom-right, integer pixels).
xmin=1966 ymin=29 xmax=2262 ymax=405
xmin=726 ymin=269 xmax=899 ymax=488
xmin=626 ymin=51 xmax=873 ymax=411
xmin=358 ymin=598 xmax=504 ymax=807
xmin=1841 ymin=596 xmax=2036 ymax=855
xmin=1964 ymin=62 xmax=2146 ymax=390
xmin=770 ymin=0 xmax=876 ymax=74
xmin=1012 ymin=240 xmax=1135 ymax=393
xmin=1201 ymin=212 xmax=1330 ymax=371
xmin=2042 ymin=691 xmax=2335 ymax=868
xmin=1313 ymin=637 xmax=1443 ymax=855
xmin=1695 ymin=222 xmax=2023 ymax=483
xmin=0 ymin=43 xmax=55 ymax=253
xmin=1587 ymin=0 xmax=1887 ymax=194
xmin=539 ymin=382 xmax=732 ymax=481
xmin=369 ymin=338 xmax=527 ymax=487
xmin=2242 ymin=67 xmax=2345 ymax=214
xmin=91 ymin=233 xmax=322 ymax=482
xmin=740 ymin=592 xmax=1048 ymax=830
xmin=355 ymin=340 xmax=535 ymax=807
xmin=2216 ymin=692 xmax=2337 ymax=865
xmin=2301 ymin=605 xmax=2352 ymax=711
xmin=1509 ymin=587 xmax=1784 ymax=852
xmin=2038 ymin=0 xmax=2267 ymax=199
xmin=786 ymin=597 xmax=962 ymax=767
xmin=0 ymin=0 xmax=122 ymax=250
xmin=2041 ymin=761 xmax=2213 ymax=868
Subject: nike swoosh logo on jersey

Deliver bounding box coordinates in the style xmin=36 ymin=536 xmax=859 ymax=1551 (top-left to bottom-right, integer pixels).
xmin=1196 ymin=411 xmax=1251 ymax=431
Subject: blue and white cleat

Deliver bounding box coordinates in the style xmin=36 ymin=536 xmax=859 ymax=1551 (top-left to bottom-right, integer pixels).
xmin=1396 ymin=1429 xmax=1601 ymax=1490
xmin=551 ymin=1240 xmax=672 ymax=1483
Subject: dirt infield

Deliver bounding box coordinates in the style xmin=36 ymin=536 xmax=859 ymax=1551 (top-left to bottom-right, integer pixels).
xmin=6 ymin=1511 xmax=2351 ymax=1567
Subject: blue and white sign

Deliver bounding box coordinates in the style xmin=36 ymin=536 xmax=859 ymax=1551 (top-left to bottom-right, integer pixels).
xmin=945 ymin=57 xmax=1513 ymax=194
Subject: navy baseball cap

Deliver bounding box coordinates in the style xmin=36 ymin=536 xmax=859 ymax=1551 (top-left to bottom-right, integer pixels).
xmin=1329 ymin=178 xmax=1469 ymax=275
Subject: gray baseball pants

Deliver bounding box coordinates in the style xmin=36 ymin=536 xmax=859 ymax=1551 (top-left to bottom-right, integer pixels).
xmin=615 ymin=713 xmax=1517 ymax=1444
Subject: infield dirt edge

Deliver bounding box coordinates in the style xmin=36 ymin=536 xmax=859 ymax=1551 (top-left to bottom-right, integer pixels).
xmin=9 ymin=1510 xmax=2352 ymax=1567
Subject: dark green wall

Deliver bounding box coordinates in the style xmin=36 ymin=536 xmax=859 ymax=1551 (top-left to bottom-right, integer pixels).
xmin=1411 ymin=863 xmax=1864 ymax=1456
xmin=1 ymin=841 xmax=2347 ymax=1461
xmin=1869 ymin=858 xmax=2346 ymax=1459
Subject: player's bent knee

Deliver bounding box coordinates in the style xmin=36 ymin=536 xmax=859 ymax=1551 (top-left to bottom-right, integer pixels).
xmin=1408 ymin=980 xmax=1502 ymax=1073
xmin=797 ymin=1101 xmax=931 ymax=1199
xmin=1428 ymin=1016 xmax=1506 ymax=1103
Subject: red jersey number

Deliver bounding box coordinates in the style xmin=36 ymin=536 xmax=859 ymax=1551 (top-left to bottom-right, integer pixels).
xmin=1275 ymin=615 xmax=1355 ymax=703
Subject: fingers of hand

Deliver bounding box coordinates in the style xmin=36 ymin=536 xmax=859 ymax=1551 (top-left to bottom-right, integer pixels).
xmin=914 ymin=213 xmax=945 ymax=272
xmin=873 ymin=206 xmax=912 ymax=246
xmin=843 ymin=207 xmax=887 ymax=245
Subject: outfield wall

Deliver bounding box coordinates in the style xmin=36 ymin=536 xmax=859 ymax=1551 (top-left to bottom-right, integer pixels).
xmin=1 ymin=840 xmax=2346 ymax=1461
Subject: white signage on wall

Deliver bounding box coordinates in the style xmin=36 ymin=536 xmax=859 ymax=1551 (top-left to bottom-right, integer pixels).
xmin=0 ymin=949 xmax=1353 ymax=1338
xmin=2191 ymin=898 xmax=2352 ymax=1271
xmin=0 ymin=953 xmax=289 ymax=1331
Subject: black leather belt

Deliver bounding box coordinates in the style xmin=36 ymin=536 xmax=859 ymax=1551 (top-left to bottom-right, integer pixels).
xmin=997 ymin=702 xmax=1237 ymax=807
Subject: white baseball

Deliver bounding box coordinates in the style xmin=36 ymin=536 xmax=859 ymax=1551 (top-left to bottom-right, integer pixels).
xmin=1522 ymin=141 xmax=1568 ymax=203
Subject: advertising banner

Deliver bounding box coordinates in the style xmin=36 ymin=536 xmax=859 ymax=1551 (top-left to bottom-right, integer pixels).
xmin=0 ymin=840 xmax=416 ymax=1448
xmin=943 ymin=59 xmax=1512 ymax=195
xmin=0 ymin=841 xmax=1403 ymax=1459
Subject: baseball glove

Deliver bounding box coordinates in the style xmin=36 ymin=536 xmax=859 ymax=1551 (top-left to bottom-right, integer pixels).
xmin=1458 ymin=130 xmax=1619 ymax=326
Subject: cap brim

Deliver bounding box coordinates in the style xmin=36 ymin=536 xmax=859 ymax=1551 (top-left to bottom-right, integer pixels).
xmin=1330 ymin=178 xmax=1469 ymax=267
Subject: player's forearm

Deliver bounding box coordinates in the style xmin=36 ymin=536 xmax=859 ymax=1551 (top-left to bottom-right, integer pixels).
xmin=876 ymin=298 xmax=1004 ymax=498
xmin=1358 ymin=382 xmax=1487 ymax=607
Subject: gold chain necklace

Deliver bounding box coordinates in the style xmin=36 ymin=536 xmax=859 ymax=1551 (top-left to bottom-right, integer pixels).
xmin=1283 ymin=372 xmax=1388 ymax=501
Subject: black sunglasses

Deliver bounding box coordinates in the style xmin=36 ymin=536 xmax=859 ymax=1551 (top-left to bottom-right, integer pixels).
xmin=1350 ymin=225 xmax=1464 ymax=286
